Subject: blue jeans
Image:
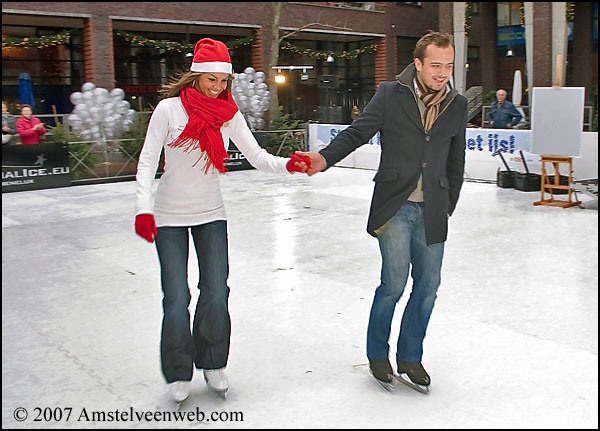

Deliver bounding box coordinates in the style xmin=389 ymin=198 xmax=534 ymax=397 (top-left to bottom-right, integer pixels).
xmin=367 ymin=201 xmax=445 ymax=363
xmin=154 ymin=220 xmax=230 ymax=383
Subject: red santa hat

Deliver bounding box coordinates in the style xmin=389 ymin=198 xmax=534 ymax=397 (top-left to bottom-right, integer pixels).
xmin=190 ymin=38 xmax=233 ymax=74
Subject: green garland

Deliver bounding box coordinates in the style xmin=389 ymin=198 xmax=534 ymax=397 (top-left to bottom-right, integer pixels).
xmin=114 ymin=30 xmax=254 ymax=52
xmin=566 ymin=2 xmax=575 ymax=22
xmin=3 ymin=28 xmax=377 ymax=61
xmin=281 ymin=41 xmax=377 ymax=60
xmin=2 ymin=29 xmax=73 ymax=48
xmin=464 ymin=2 xmax=473 ymax=36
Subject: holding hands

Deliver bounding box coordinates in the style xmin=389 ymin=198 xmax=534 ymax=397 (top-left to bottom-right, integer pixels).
xmin=293 ymin=151 xmax=326 ymax=176
xmin=286 ymin=152 xmax=327 ymax=176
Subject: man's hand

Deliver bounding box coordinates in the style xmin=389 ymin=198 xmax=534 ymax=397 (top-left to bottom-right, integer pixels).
xmin=294 ymin=151 xmax=327 ymax=176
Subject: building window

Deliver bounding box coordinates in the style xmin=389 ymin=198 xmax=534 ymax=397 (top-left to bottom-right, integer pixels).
xmin=113 ymin=30 xmax=252 ymax=109
xmin=2 ymin=25 xmax=84 ymax=114
xmin=396 ymin=36 xmax=419 ymax=73
xmin=277 ymin=38 xmax=375 ymax=123
xmin=496 ymin=2 xmax=525 ymax=58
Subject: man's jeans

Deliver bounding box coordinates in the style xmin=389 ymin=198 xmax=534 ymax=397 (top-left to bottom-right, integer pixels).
xmin=367 ymin=201 xmax=445 ymax=363
xmin=155 ymin=220 xmax=230 ymax=383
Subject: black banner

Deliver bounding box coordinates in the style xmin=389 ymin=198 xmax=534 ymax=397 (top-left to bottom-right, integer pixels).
xmin=2 ymin=142 xmax=72 ymax=193
xmin=224 ymin=141 xmax=254 ymax=172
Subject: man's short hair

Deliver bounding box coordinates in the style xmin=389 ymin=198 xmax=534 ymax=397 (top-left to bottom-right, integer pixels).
xmin=413 ymin=31 xmax=454 ymax=62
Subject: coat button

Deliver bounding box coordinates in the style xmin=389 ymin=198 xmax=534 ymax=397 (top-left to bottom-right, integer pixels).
xmin=425 ymin=135 xmax=430 ymax=142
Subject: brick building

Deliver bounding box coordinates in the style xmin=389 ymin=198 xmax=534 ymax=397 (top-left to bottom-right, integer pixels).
xmin=2 ymin=2 xmax=598 ymax=124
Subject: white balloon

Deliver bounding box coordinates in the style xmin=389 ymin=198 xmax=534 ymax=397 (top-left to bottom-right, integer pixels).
xmin=254 ymin=71 xmax=265 ymax=84
xmin=93 ymin=87 xmax=109 ymax=104
xmin=110 ymin=88 xmax=125 ymax=100
xmin=74 ymin=103 xmax=89 ymax=116
xmin=125 ymin=109 xmax=136 ymax=121
xmin=116 ymin=100 xmax=130 ymax=114
xmin=82 ymin=91 xmax=94 ymax=105
xmin=81 ymin=82 xmax=96 ymax=93
xmin=70 ymin=92 xmax=83 ymax=105
xmin=103 ymin=103 xmax=116 ymax=115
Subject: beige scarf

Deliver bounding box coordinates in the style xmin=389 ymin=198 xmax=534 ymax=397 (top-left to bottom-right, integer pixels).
xmin=415 ymin=72 xmax=447 ymax=133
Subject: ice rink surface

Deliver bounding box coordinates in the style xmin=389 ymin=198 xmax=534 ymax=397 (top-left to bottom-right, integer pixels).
xmin=2 ymin=167 xmax=598 ymax=429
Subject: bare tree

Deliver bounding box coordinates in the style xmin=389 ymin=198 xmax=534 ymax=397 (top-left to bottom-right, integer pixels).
xmin=266 ymin=2 xmax=353 ymax=123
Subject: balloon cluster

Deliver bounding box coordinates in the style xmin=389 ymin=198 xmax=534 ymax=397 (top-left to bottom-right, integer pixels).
xmin=231 ymin=67 xmax=270 ymax=130
xmin=67 ymin=82 xmax=136 ymax=142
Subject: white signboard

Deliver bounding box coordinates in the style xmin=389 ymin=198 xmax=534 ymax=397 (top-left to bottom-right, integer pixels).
xmin=530 ymin=87 xmax=585 ymax=157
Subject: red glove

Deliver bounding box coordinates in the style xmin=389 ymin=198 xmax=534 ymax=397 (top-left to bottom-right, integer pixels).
xmin=286 ymin=154 xmax=312 ymax=173
xmin=135 ymin=214 xmax=158 ymax=243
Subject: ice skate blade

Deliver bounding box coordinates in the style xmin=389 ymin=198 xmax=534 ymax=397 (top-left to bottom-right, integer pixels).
xmin=212 ymin=388 xmax=228 ymax=399
xmin=370 ymin=371 xmax=395 ymax=392
xmin=394 ymin=373 xmax=430 ymax=394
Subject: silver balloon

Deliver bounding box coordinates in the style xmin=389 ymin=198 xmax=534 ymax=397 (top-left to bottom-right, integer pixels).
xmin=93 ymin=87 xmax=109 ymax=104
xmin=117 ymin=100 xmax=130 ymax=114
xmin=74 ymin=103 xmax=89 ymax=116
xmin=110 ymin=88 xmax=125 ymax=100
xmin=68 ymin=85 xmax=136 ymax=143
xmin=70 ymin=92 xmax=83 ymax=105
xmin=254 ymin=71 xmax=265 ymax=84
xmin=82 ymin=91 xmax=94 ymax=105
xmin=81 ymin=82 xmax=96 ymax=93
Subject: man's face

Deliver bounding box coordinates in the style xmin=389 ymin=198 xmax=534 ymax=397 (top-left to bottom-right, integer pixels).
xmin=496 ymin=90 xmax=507 ymax=103
xmin=414 ymin=44 xmax=454 ymax=92
xmin=21 ymin=107 xmax=32 ymax=118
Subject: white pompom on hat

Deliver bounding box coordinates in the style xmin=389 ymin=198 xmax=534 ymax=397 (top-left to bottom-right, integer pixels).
xmin=190 ymin=38 xmax=233 ymax=74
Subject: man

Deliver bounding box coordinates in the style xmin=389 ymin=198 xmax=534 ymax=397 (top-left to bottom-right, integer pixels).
xmin=487 ymin=88 xmax=522 ymax=129
xmin=297 ymin=31 xmax=467 ymax=393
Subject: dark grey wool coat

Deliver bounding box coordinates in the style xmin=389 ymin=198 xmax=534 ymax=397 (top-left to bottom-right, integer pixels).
xmin=319 ymin=64 xmax=468 ymax=245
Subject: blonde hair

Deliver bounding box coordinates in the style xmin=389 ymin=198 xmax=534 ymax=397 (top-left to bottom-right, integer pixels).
xmin=160 ymin=71 xmax=234 ymax=99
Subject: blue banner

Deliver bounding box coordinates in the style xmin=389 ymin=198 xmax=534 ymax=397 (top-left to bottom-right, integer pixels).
xmin=465 ymin=128 xmax=531 ymax=155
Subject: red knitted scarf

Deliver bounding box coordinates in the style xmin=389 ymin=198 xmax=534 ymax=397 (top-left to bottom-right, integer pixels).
xmin=168 ymin=87 xmax=239 ymax=173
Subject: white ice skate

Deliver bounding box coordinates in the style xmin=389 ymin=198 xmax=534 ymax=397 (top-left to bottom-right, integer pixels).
xmin=169 ymin=381 xmax=191 ymax=404
xmin=203 ymin=368 xmax=229 ymax=399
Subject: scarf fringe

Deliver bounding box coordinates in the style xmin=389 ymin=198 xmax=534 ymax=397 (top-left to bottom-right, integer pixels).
xmin=167 ymin=87 xmax=237 ymax=173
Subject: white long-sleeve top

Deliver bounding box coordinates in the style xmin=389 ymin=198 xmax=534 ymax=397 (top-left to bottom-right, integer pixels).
xmin=135 ymin=96 xmax=291 ymax=227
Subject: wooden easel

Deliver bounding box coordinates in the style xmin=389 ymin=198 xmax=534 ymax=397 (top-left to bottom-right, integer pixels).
xmin=532 ymin=55 xmax=581 ymax=208
xmin=533 ymin=155 xmax=580 ymax=207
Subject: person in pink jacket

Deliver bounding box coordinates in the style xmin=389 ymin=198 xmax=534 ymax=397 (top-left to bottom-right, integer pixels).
xmin=16 ymin=104 xmax=46 ymax=145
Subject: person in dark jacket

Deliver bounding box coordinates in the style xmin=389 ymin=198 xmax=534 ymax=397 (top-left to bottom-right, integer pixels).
xmin=2 ymin=101 xmax=18 ymax=145
xmin=487 ymin=88 xmax=522 ymax=129
xmin=297 ymin=31 xmax=467 ymax=392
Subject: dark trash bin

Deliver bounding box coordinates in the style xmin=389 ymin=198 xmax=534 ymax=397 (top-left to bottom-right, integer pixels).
xmin=514 ymin=151 xmax=541 ymax=192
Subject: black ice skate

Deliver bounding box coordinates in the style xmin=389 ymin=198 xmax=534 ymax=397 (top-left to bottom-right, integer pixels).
xmin=395 ymin=360 xmax=430 ymax=394
xmin=369 ymin=359 xmax=395 ymax=392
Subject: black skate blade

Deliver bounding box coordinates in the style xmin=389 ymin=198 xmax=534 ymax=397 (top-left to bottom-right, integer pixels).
xmin=370 ymin=371 xmax=395 ymax=392
xmin=394 ymin=373 xmax=430 ymax=394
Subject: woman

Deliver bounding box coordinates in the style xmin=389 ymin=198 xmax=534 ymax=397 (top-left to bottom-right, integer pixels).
xmin=15 ymin=104 xmax=46 ymax=145
xmin=134 ymin=38 xmax=309 ymax=403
